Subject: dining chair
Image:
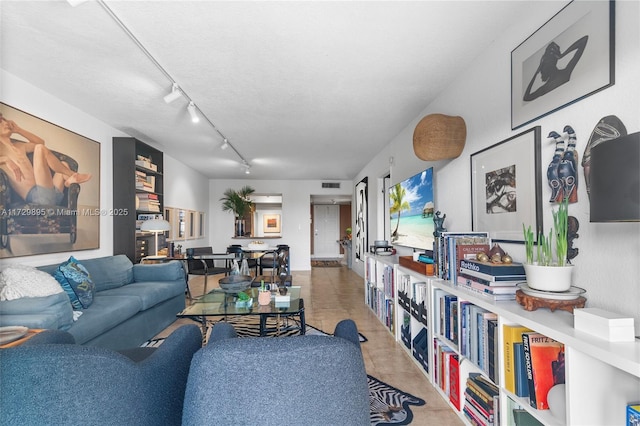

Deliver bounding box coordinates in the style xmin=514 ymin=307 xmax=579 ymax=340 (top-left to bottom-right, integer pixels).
xmin=185 ymin=247 xmax=232 ymax=297
xmin=259 ymin=244 xmax=290 ymax=275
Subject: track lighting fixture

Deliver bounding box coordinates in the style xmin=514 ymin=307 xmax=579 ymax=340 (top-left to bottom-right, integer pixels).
xmin=67 ymin=0 xmax=89 ymax=6
xmin=187 ymin=102 xmax=199 ymax=123
xmin=98 ymin=1 xmax=252 ymax=174
xmin=163 ymin=83 xmax=182 ymax=104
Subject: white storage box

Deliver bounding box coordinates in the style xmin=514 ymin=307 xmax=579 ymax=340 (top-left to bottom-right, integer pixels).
xmin=574 ymin=308 xmax=635 ymax=342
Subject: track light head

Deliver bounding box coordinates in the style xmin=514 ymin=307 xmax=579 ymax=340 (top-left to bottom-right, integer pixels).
xmin=187 ymin=102 xmax=199 ymax=123
xmin=244 ymin=166 xmax=251 ymax=175
xmin=221 ymin=139 xmax=229 ymax=150
xmin=163 ymin=83 xmax=182 ymax=104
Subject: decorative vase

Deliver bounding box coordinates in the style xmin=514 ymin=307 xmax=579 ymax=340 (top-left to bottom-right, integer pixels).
xmin=258 ymin=290 xmax=271 ymax=306
xmin=234 ymin=218 xmax=245 ymax=237
xmin=547 ymin=384 xmax=566 ymax=420
xmin=524 ymin=263 xmax=574 ymax=292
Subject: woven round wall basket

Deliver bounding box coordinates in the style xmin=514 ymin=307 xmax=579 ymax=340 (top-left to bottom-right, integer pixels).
xmin=413 ymin=114 xmax=467 ymax=161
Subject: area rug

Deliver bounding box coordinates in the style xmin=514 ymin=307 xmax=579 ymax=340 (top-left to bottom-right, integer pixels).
xmin=143 ymin=320 xmax=425 ymax=425
xmin=311 ymin=259 xmax=343 ymax=267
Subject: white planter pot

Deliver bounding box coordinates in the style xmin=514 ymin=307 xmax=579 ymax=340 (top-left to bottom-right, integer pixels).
xmin=524 ymin=263 xmax=574 ymax=292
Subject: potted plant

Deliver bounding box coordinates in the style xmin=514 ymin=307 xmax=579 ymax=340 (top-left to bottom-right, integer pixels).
xmin=220 ymin=185 xmax=255 ymax=237
xmin=522 ymin=198 xmax=573 ymax=292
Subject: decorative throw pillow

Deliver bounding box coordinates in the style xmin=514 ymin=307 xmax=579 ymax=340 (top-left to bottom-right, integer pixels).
xmin=0 ymin=264 xmax=64 ymax=301
xmin=53 ymin=256 xmax=95 ymax=309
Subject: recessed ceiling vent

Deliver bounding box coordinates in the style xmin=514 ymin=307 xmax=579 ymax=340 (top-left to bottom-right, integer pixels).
xmin=322 ymin=182 xmax=340 ymax=189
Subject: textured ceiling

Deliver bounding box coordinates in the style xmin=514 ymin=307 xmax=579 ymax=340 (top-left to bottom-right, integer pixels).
xmin=1 ymin=0 xmax=536 ymax=180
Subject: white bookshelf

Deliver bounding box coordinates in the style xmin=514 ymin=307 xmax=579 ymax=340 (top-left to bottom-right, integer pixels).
xmin=364 ymin=257 xmax=640 ymax=425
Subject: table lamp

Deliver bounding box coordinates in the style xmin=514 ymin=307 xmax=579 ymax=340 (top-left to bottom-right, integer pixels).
xmin=140 ymin=219 xmax=171 ymax=258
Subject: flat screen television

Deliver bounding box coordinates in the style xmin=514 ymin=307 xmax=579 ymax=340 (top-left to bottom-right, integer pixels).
xmin=389 ymin=167 xmax=435 ymax=251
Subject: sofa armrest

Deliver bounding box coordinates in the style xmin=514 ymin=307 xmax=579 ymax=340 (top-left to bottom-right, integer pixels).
xmin=333 ymin=319 xmax=361 ymax=349
xmin=132 ymin=260 xmax=185 ymax=282
xmin=0 ymin=293 xmax=73 ymax=330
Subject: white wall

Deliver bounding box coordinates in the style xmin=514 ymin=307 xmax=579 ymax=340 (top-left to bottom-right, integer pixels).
xmin=208 ymin=179 xmax=352 ymax=271
xmin=163 ymin=155 xmax=210 ymax=249
xmin=355 ymin=1 xmax=640 ymax=325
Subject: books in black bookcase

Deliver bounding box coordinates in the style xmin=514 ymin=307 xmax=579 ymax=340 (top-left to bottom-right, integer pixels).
xmin=460 ymin=258 xmax=525 ymax=276
xmin=521 ymin=332 xmax=565 ymax=410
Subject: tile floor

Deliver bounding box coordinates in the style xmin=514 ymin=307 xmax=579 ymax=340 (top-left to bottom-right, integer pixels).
xmin=159 ymin=264 xmax=463 ymax=426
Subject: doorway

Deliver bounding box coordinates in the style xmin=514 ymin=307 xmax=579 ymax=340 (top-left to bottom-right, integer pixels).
xmin=312 ymin=204 xmax=340 ymax=258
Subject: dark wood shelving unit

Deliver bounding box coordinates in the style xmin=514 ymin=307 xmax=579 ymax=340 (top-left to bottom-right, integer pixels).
xmin=113 ymin=137 xmax=164 ymax=263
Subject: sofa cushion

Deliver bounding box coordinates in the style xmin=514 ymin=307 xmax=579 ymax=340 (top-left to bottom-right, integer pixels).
xmin=0 ymin=292 xmax=74 ymax=330
xmin=77 ymin=255 xmax=134 ymax=292
xmin=53 ymin=257 xmax=95 ymax=309
xmin=132 ymin=261 xmax=185 ymax=283
xmin=66 ymin=294 xmax=142 ymax=345
xmin=0 ymin=264 xmax=64 ymax=301
xmin=99 ymin=280 xmax=185 ymax=311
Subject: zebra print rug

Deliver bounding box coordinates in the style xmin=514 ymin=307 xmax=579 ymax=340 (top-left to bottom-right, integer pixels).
xmin=144 ymin=318 xmax=424 ymax=425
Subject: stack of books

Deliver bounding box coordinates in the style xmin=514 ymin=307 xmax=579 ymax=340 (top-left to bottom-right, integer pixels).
xmin=463 ymin=372 xmax=499 ymax=426
xmin=457 ymin=259 xmax=526 ymax=301
xmin=137 ymin=193 xmax=160 ymax=212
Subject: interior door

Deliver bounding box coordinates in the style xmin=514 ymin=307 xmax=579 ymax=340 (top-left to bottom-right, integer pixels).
xmin=313 ymin=204 xmax=340 ymax=258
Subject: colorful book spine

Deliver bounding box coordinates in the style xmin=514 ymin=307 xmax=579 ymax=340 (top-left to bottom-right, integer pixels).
xmin=503 ymin=325 xmax=533 ymax=394
xmin=522 ymin=332 xmax=565 ymax=410
xmin=449 ymin=354 xmax=460 ymax=410
xmin=513 ymin=342 xmax=529 ymax=397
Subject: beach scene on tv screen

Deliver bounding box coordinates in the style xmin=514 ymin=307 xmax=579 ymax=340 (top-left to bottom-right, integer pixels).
xmin=390 ymin=167 xmax=435 ymax=251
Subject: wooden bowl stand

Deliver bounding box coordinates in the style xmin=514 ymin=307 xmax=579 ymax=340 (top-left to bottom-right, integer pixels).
xmin=515 ymin=289 xmax=586 ymax=313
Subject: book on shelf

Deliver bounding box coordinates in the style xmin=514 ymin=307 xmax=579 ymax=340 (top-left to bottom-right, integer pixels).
xmin=513 ymin=342 xmax=530 ymax=397
xmin=478 ymin=311 xmax=497 ymax=372
xmin=512 ymin=408 xmax=544 ymax=426
xmin=521 ymin=331 xmax=565 ymax=410
xmin=486 ymin=319 xmax=498 ymax=383
xmin=503 ymin=325 xmax=533 ymax=394
xmin=465 ymin=373 xmax=499 ymax=425
xmin=449 ymin=353 xmax=460 ymax=410
xmin=458 ymin=265 xmax=526 ymax=283
xmin=456 ymin=275 xmax=518 ymax=300
xmin=438 ymin=232 xmax=489 ymax=281
xmin=460 ymin=258 xmax=525 ymax=276
xmin=458 ymin=271 xmax=523 ymax=287
xmin=628 ymin=404 xmax=640 ymax=426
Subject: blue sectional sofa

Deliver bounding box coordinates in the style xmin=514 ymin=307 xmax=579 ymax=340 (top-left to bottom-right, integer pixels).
xmin=0 ymin=255 xmax=186 ymax=350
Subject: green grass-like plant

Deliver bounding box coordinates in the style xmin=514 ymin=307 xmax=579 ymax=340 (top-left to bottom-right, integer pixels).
xmin=522 ymin=197 xmax=569 ymax=266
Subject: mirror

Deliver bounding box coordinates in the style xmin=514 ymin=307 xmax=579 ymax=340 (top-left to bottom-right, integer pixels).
xmin=248 ymin=194 xmax=282 ymax=238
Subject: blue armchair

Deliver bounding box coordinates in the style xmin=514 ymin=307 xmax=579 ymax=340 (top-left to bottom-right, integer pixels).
xmin=182 ymin=319 xmax=370 ymax=426
xmin=0 ymin=324 xmax=202 ymax=426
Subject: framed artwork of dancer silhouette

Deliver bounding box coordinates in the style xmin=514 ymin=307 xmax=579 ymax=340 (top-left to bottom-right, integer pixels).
xmin=511 ymin=0 xmax=615 ymax=130
xmin=471 ymin=126 xmax=542 ymax=243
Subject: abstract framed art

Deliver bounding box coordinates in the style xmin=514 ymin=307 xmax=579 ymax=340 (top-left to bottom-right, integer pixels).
xmin=511 ymin=0 xmax=615 ymax=130
xmin=263 ymin=214 xmax=281 ymax=233
xmin=354 ymin=177 xmax=368 ymax=261
xmin=471 ymin=126 xmax=542 ymax=243
xmin=0 ymin=103 xmax=100 ymax=258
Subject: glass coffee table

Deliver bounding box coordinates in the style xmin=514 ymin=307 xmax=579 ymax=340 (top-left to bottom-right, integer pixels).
xmin=177 ymin=286 xmax=305 ymax=340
